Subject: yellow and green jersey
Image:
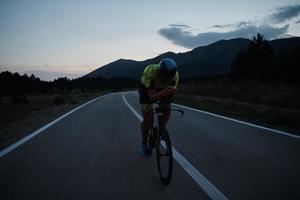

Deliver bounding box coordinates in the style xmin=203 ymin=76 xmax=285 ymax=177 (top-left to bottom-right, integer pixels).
xmin=140 ymin=64 xmax=179 ymax=89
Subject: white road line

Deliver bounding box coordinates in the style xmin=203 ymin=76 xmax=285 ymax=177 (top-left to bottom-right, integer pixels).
xmin=123 ymin=94 xmax=143 ymax=121
xmin=173 ymin=103 xmax=300 ymax=140
xmin=122 ymin=92 xmax=228 ymax=200
xmin=0 ymin=93 xmax=109 ymax=158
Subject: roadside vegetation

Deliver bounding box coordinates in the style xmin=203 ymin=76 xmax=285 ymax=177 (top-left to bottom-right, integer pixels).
xmin=176 ymin=34 xmax=300 ymax=133
xmin=175 ymin=82 xmax=300 ymax=133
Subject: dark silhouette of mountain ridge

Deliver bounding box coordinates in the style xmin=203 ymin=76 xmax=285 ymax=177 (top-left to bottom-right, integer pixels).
xmin=83 ymin=37 xmax=300 ymax=80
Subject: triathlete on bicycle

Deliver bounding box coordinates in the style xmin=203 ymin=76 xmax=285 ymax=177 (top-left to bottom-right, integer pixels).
xmin=138 ymin=58 xmax=179 ymax=156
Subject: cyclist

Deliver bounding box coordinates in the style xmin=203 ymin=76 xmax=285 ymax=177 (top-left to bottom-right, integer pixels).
xmin=138 ymin=58 xmax=179 ymax=156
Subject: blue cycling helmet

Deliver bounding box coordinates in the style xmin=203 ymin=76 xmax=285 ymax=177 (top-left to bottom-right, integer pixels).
xmin=159 ymin=58 xmax=177 ymax=80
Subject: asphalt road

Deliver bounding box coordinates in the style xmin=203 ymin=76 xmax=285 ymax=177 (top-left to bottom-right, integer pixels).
xmin=1 ymin=91 xmax=299 ymax=200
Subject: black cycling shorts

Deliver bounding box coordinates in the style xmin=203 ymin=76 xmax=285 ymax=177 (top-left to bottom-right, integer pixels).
xmin=138 ymin=83 xmax=153 ymax=104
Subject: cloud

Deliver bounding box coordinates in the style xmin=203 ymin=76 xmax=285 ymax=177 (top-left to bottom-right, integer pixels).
xmin=209 ymin=21 xmax=251 ymax=29
xmin=209 ymin=24 xmax=232 ymax=29
xmin=236 ymin=21 xmax=252 ymax=28
xmin=158 ymin=24 xmax=289 ymax=48
xmin=169 ymin=24 xmax=190 ymax=28
xmin=270 ymin=4 xmax=300 ymax=23
xmin=159 ymin=4 xmax=298 ymax=49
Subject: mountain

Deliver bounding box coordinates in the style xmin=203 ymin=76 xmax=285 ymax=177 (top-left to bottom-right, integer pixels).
xmin=83 ymin=37 xmax=300 ymax=80
xmin=84 ymin=59 xmax=139 ymax=79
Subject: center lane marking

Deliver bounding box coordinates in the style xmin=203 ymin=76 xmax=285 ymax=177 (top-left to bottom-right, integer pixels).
xmin=122 ymin=92 xmax=228 ymax=200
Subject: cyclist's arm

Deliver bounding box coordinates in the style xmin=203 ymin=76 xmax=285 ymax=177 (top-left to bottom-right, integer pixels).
xmin=147 ymin=75 xmax=178 ymax=101
xmin=148 ymin=86 xmax=176 ymax=101
xmin=142 ymin=65 xmax=178 ymax=101
xmin=157 ymin=71 xmax=179 ymax=99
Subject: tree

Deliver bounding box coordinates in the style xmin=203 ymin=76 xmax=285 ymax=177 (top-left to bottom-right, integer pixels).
xmin=232 ymin=33 xmax=275 ymax=79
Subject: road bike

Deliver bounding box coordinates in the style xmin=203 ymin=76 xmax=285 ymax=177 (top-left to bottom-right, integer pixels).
xmin=145 ymin=103 xmax=184 ymax=185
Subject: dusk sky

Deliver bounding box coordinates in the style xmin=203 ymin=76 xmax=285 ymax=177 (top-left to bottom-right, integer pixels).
xmin=1 ymin=0 xmax=300 ymax=80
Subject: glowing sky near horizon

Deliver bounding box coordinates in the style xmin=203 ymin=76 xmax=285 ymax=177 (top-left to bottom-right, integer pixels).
xmin=0 ymin=0 xmax=299 ymax=80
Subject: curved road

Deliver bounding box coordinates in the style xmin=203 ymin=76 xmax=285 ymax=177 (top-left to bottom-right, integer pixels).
xmin=0 ymin=91 xmax=299 ymax=200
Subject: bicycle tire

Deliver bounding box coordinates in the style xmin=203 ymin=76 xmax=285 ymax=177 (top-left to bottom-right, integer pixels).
xmin=156 ymin=128 xmax=173 ymax=185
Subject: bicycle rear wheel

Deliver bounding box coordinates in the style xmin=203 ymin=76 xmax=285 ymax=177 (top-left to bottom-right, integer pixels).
xmin=156 ymin=128 xmax=173 ymax=185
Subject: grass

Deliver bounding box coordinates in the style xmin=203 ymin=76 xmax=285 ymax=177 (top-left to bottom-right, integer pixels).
xmin=179 ymin=79 xmax=300 ymax=110
xmin=0 ymin=89 xmax=108 ymax=150
xmin=174 ymin=92 xmax=300 ymax=134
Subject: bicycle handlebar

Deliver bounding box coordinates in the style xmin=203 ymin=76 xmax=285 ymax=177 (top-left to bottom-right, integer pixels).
xmin=149 ymin=106 xmax=184 ymax=118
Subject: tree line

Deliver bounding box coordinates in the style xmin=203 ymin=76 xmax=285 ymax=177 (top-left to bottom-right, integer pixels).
xmin=0 ymin=71 xmax=137 ymax=96
xmin=231 ymin=33 xmax=300 ymax=82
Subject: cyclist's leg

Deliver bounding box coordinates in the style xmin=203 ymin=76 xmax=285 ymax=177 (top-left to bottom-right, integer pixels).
xmin=159 ymin=93 xmax=173 ymax=128
xmin=139 ymin=84 xmax=154 ymax=144
xmin=140 ymin=105 xmax=153 ymax=143
xmin=159 ymin=104 xmax=171 ymax=128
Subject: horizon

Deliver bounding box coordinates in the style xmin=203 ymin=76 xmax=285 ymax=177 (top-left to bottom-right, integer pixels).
xmin=2 ymin=35 xmax=299 ymax=81
xmin=1 ymin=36 xmax=299 ymax=81
xmin=1 ymin=0 xmax=300 ymax=80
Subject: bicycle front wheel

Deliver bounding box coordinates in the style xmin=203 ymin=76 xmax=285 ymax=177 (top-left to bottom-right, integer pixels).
xmin=156 ymin=128 xmax=173 ymax=185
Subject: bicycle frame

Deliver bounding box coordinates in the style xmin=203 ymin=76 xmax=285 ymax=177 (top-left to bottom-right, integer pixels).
xmin=147 ymin=103 xmax=184 ymax=185
xmin=150 ymin=103 xmax=184 ymax=130
xmin=147 ymin=103 xmax=184 ymax=149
